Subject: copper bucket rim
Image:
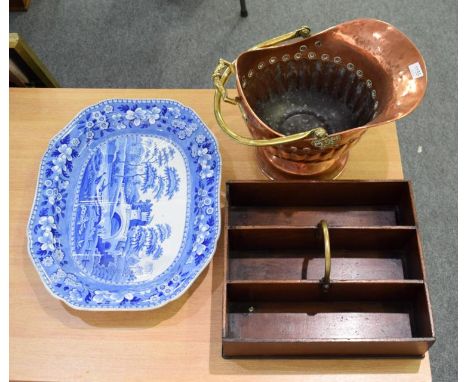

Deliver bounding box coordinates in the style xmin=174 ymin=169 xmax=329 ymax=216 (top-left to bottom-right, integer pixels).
xmin=233 ymin=18 xmax=428 ymax=141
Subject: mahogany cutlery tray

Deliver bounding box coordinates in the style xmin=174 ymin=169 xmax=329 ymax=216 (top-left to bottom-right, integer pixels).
xmin=222 ymin=180 xmax=435 ymax=357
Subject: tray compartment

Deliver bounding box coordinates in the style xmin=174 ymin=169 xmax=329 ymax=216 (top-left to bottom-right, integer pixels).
xmin=227 ymin=181 xmax=416 ymax=227
xmin=224 ymin=282 xmax=434 ymax=356
xmin=228 ymin=227 xmax=424 ymax=281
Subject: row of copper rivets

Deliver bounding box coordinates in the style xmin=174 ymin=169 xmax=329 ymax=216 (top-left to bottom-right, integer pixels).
xmin=241 ymin=42 xmax=378 ymax=153
xmin=241 ymin=42 xmax=379 ymax=113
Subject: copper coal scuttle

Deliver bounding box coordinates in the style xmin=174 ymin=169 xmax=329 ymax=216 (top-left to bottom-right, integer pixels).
xmin=212 ymin=19 xmax=427 ymax=179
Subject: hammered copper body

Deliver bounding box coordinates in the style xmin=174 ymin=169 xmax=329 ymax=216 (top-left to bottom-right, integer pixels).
xmin=213 ymin=19 xmax=427 ymax=179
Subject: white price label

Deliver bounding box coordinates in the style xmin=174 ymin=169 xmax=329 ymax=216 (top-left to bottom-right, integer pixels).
xmin=409 ymin=62 xmax=424 ymax=79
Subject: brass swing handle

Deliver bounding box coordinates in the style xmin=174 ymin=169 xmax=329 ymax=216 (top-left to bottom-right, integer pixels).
xmin=318 ymin=220 xmax=331 ymax=291
xmin=212 ymin=27 xmax=329 ymax=147
xmin=249 ymin=25 xmax=312 ymax=50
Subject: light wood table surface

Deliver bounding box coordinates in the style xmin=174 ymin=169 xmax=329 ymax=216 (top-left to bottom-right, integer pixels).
xmin=10 ymin=88 xmax=431 ymax=382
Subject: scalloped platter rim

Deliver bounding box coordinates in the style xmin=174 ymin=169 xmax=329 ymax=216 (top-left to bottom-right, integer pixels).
xmin=27 ymin=98 xmax=222 ymax=311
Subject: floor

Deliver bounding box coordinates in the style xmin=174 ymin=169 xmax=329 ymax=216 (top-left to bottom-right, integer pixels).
xmin=10 ymin=0 xmax=457 ymax=380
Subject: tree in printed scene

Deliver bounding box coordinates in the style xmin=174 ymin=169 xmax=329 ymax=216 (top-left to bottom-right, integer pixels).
xmin=129 ymin=224 xmax=171 ymax=260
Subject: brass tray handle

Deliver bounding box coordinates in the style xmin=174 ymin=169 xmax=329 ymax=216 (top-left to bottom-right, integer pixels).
xmin=318 ymin=220 xmax=331 ymax=291
xmin=212 ymin=27 xmax=329 ymax=147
